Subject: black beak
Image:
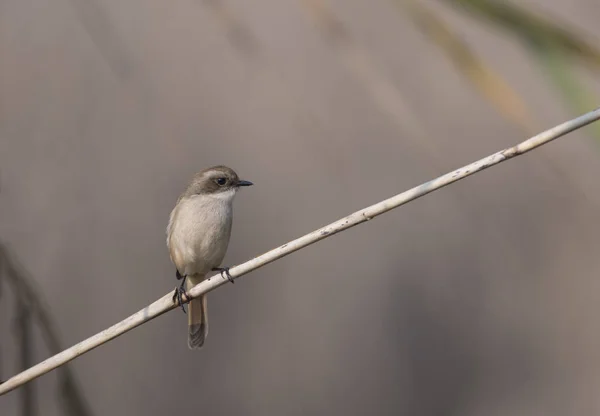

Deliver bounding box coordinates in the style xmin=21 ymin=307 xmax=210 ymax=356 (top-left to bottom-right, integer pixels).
xmin=237 ymin=180 xmax=253 ymax=187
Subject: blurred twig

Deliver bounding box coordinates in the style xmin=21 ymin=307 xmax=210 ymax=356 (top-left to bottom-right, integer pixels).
xmin=1 ymin=108 xmax=599 ymax=396
xmin=13 ymin=297 xmax=35 ymax=416
xmin=0 ymin=245 xmax=93 ymax=415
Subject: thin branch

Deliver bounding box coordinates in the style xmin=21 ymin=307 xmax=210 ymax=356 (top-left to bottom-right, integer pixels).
xmin=1 ymin=108 xmax=599 ymax=396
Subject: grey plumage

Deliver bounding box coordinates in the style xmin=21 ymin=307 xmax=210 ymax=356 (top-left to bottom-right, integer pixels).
xmin=167 ymin=166 xmax=252 ymax=349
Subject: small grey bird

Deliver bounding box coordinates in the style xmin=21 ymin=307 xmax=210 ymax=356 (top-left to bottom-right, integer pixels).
xmin=167 ymin=165 xmax=252 ymax=349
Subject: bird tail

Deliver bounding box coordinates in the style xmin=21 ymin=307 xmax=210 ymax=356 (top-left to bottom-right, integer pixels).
xmin=187 ymin=276 xmax=208 ymax=349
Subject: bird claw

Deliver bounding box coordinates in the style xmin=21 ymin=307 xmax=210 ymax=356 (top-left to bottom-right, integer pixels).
xmin=172 ymin=275 xmax=188 ymax=313
xmin=212 ymin=267 xmax=234 ymax=284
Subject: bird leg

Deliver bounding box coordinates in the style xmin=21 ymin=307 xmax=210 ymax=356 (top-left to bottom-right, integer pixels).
xmin=212 ymin=267 xmax=234 ymax=284
xmin=172 ymin=271 xmax=188 ymax=313
xmin=176 ymin=269 xmax=184 ymax=280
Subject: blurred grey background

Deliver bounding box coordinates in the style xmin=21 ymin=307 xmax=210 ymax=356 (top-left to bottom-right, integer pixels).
xmin=2 ymin=0 xmax=600 ymax=415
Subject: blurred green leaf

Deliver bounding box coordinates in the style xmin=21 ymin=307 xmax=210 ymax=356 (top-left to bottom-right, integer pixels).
xmin=400 ymin=0 xmax=536 ymax=133
xmin=533 ymin=43 xmax=600 ymax=140
xmin=439 ymin=0 xmax=600 ymax=140
xmin=447 ymin=0 xmax=600 ymax=69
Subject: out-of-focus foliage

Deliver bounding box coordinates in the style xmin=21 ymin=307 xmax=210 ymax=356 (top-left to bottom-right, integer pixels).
xmin=400 ymin=0 xmax=536 ymax=133
xmin=402 ymin=0 xmax=600 ymax=139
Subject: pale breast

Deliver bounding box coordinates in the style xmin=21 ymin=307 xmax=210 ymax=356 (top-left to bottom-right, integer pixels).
xmin=167 ymin=193 xmax=233 ymax=276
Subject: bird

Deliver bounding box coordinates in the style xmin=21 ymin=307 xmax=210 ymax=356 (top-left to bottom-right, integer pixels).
xmin=167 ymin=165 xmax=253 ymax=349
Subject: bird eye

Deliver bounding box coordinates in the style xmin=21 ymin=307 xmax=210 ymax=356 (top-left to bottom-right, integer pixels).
xmin=215 ymin=177 xmax=227 ymax=186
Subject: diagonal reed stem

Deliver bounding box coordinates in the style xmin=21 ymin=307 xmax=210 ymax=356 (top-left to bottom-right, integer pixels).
xmin=1 ymin=108 xmax=599 ymax=396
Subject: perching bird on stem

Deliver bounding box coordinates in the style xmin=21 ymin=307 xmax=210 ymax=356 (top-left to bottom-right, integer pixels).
xmin=167 ymin=166 xmax=252 ymax=349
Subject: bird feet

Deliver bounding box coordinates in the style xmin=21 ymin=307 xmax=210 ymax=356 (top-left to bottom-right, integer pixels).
xmin=172 ymin=274 xmax=188 ymax=313
xmin=212 ymin=267 xmax=234 ymax=284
